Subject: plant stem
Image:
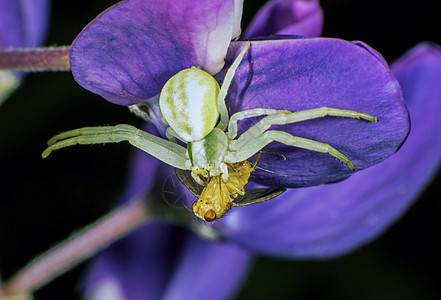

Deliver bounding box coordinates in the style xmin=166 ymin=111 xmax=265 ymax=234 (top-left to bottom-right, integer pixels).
xmin=0 ymin=196 xmax=150 ymax=297
xmin=0 ymin=46 xmax=70 ymax=71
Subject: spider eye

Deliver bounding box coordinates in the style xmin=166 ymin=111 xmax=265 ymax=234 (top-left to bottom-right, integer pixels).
xmin=159 ymin=67 xmax=220 ymax=142
xmin=203 ymin=209 xmax=216 ymax=222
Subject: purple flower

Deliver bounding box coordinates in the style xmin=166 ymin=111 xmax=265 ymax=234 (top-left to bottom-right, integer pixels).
xmin=0 ymin=0 xmax=49 ymax=104
xmin=69 ymin=0 xmax=424 ymax=299
xmin=70 ymin=0 xmax=407 ymax=187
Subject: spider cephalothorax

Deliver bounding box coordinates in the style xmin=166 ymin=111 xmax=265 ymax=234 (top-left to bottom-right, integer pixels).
xmin=43 ymin=42 xmax=377 ymax=221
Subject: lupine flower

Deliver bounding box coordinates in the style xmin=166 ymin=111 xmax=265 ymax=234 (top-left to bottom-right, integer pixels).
xmin=67 ymin=0 xmax=417 ymax=299
xmin=0 ymin=0 xmax=49 ymax=105
xmin=70 ymin=0 xmax=407 ymax=187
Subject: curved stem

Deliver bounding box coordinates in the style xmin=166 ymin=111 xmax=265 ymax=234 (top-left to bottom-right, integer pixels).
xmin=0 ymin=46 xmax=70 ymax=72
xmin=0 ymin=196 xmax=150 ymax=297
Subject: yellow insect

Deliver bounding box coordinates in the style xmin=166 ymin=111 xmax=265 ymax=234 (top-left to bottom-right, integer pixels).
xmin=178 ymin=153 xmax=285 ymax=222
xmin=192 ymin=159 xmax=255 ymax=221
xmin=192 ymin=174 xmax=232 ymax=222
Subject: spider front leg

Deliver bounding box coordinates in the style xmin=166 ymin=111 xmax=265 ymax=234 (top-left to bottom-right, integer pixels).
xmin=216 ymin=41 xmax=251 ymax=131
xmin=225 ymin=130 xmax=356 ymax=170
xmin=228 ymin=108 xmax=290 ymax=140
xmin=42 ymin=124 xmax=189 ymax=170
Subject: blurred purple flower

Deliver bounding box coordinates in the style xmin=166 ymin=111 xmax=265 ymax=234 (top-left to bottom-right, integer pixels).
xmin=71 ymin=1 xmax=426 ymax=299
xmin=0 ymin=0 xmax=49 ymax=49
xmin=0 ymin=0 xmax=49 ymax=104
xmin=243 ymin=0 xmax=323 ymax=38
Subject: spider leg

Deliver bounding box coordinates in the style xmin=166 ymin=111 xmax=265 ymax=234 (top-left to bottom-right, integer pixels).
xmin=165 ymin=127 xmax=180 ymax=142
xmin=225 ymin=130 xmax=355 ymax=170
xmin=217 ymin=41 xmax=251 ymax=131
xmin=42 ymin=124 xmax=189 ymax=170
xmin=228 ymin=108 xmax=290 ymax=139
xmin=229 ymin=107 xmax=377 ymax=151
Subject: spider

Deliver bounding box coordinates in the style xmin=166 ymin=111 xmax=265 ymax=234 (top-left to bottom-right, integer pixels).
xmin=42 ymin=42 xmax=377 ymax=222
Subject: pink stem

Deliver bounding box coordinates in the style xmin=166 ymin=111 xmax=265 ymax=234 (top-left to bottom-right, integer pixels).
xmin=0 ymin=46 xmax=70 ymax=71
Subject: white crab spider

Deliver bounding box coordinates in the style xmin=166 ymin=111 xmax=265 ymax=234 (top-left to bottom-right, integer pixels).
xmin=43 ymin=42 xmax=377 ymax=221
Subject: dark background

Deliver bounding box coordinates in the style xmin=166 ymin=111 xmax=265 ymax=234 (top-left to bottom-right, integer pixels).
xmin=1 ymin=0 xmax=440 ymax=299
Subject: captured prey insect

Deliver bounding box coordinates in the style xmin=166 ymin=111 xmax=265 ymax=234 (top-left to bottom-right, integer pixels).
xmin=42 ymin=41 xmax=378 ymax=222
xmin=175 ymin=152 xmax=286 ymax=221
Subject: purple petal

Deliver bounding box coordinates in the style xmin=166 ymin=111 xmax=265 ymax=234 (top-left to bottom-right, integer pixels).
xmin=219 ymin=39 xmax=409 ymax=187
xmin=243 ymin=0 xmax=323 ymax=38
xmin=163 ymin=234 xmax=252 ymax=300
xmin=0 ymin=0 xmax=49 ymax=48
xmin=70 ymin=0 xmax=243 ymax=106
xmin=221 ymin=43 xmax=441 ymax=258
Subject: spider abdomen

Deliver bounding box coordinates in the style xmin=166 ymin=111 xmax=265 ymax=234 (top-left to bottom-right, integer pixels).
xmin=159 ymin=67 xmax=220 ymax=142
